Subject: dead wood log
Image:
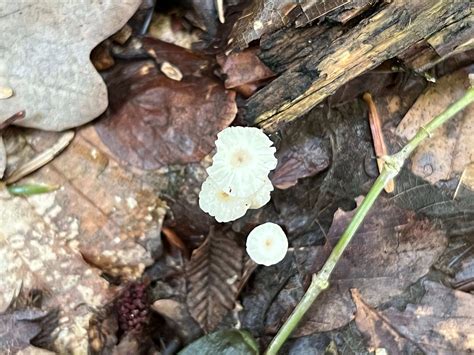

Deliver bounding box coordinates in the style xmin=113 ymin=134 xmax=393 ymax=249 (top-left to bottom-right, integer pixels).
xmin=243 ymin=0 xmax=473 ymax=132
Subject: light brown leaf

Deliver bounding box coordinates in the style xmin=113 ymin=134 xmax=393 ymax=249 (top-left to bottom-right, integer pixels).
xmin=396 ymin=69 xmax=474 ymax=184
xmin=186 ymin=227 xmax=245 ymax=332
xmin=353 ymin=281 xmax=474 ymax=354
xmin=0 ymin=188 xmax=111 ymax=353
xmin=1 ymin=125 xmax=167 ymax=351
xmin=0 ymin=1 xmax=140 ymax=130
xmin=4 ymin=126 xmax=167 ymax=279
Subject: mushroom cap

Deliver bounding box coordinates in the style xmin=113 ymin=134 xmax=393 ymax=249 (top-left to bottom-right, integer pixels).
xmin=246 ymin=222 xmax=288 ymax=266
xmin=206 ymin=126 xmax=277 ymax=197
xmin=199 ymin=177 xmax=250 ymax=223
xmin=249 ymin=177 xmax=274 ymax=209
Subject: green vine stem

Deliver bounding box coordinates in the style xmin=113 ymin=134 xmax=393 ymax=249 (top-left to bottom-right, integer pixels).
xmin=265 ymin=85 xmax=474 ymax=355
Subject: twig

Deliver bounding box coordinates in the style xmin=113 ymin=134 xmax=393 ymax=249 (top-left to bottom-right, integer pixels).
xmin=265 ymin=85 xmax=474 ymax=355
xmin=363 ymin=92 xmax=395 ymax=193
xmin=6 ymin=131 xmax=75 ymax=184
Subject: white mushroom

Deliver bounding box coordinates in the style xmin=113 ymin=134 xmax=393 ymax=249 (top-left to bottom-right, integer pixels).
xmin=198 ymin=177 xmax=250 ymax=223
xmin=206 ymin=126 xmax=277 ymax=197
xmin=249 ymin=177 xmax=274 ymax=209
xmin=246 ymin=222 xmax=288 ymax=266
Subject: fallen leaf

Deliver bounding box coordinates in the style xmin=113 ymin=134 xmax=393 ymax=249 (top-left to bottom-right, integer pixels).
xmin=152 ymin=299 xmax=202 ymax=344
xmin=178 ymin=329 xmax=258 ymax=355
xmin=392 ymin=168 xmax=474 ymax=237
xmin=396 ymin=69 xmax=473 ymax=184
xmin=271 ymin=117 xmax=331 ymax=189
xmin=352 ymin=281 xmax=474 ymax=354
xmin=217 ymin=48 xmax=275 ymax=96
xmin=4 ymin=127 xmax=167 ymax=279
xmin=262 ymin=196 xmax=447 ymax=336
xmin=0 ymin=307 xmax=53 ymax=354
xmin=0 ymin=1 xmax=141 ymax=130
xmin=186 ymin=227 xmax=245 ymax=332
xmin=95 ymin=41 xmax=237 ymax=170
xmin=0 ymin=187 xmax=111 ymax=353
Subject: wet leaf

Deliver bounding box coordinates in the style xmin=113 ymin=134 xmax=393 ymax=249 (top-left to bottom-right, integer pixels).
xmin=396 ymin=69 xmax=473 ymax=184
xmin=96 ymin=41 xmax=237 ymax=170
xmin=0 ymin=1 xmax=140 ymax=130
xmin=352 ymin=281 xmax=474 ymax=354
xmin=178 ymin=329 xmax=258 ymax=355
xmin=186 ymin=227 xmax=245 ymax=332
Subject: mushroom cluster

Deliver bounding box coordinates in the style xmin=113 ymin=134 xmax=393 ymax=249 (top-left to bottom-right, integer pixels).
xmin=199 ymin=126 xmax=288 ymax=266
xmin=199 ymin=126 xmax=277 ymax=223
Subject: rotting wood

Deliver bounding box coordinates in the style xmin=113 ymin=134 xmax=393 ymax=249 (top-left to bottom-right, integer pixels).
xmin=243 ymin=0 xmax=473 ymax=132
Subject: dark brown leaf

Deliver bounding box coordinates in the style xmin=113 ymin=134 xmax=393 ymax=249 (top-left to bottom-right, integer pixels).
xmin=0 ymin=290 xmax=57 ymax=354
xmin=271 ymin=117 xmax=331 ymax=189
xmin=300 ymin=196 xmax=447 ymax=334
xmin=186 ymin=227 xmax=245 ymax=332
xmin=0 ymin=310 xmax=49 ymax=353
xmin=95 ymin=41 xmax=237 ymax=170
xmin=353 ymin=281 xmax=474 ymax=354
xmin=265 ymin=196 xmax=447 ymax=336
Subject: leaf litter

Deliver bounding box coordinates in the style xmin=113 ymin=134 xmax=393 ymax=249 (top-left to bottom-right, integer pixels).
xmin=1 ymin=2 xmax=473 ymax=354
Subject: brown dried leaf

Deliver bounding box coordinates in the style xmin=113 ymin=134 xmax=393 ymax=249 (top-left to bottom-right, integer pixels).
xmin=1 ymin=125 xmax=167 ymax=351
xmin=96 ymin=41 xmax=237 ymax=170
xmin=0 ymin=1 xmax=141 ymax=130
xmin=289 ymin=196 xmax=447 ymax=335
xmin=4 ymin=126 xmax=167 ymax=279
xmin=217 ymin=49 xmax=275 ymax=95
xmin=0 ymin=188 xmax=111 ymax=353
xmin=186 ymin=227 xmax=245 ymax=332
xmin=353 ymin=281 xmax=474 ymax=354
xmin=396 ymin=69 xmax=473 ymax=184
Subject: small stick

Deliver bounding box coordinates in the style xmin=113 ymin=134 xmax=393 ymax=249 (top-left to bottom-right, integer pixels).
xmin=0 ymin=111 xmax=25 ymax=131
xmin=216 ymin=0 xmax=225 ymax=23
xmin=363 ymin=92 xmax=395 ymax=193
xmin=6 ymin=131 xmax=75 ymax=184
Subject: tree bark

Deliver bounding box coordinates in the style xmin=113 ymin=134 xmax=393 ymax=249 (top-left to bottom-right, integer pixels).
xmin=243 ymin=0 xmax=473 ymax=132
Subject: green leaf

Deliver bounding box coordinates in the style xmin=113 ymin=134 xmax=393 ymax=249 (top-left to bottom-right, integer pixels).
xmin=179 ymin=330 xmax=259 ymax=355
xmin=7 ymin=183 xmax=59 ymax=196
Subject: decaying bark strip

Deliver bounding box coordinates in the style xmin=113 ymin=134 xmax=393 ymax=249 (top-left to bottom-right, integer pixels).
xmin=244 ymin=0 xmax=473 ymax=132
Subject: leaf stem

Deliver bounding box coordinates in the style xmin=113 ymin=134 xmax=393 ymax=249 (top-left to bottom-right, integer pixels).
xmin=265 ymin=86 xmax=474 ymax=355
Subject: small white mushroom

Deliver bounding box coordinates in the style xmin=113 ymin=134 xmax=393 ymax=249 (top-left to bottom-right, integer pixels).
xmin=206 ymin=126 xmax=277 ymax=198
xmin=249 ymin=177 xmax=274 ymax=209
xmin=198 ymin=177 xmax=250 ymax=223
xmin=246 ymin=223 xmax=288 ymax=266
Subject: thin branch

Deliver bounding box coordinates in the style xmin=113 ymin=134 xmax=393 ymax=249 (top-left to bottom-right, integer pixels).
xmin=265 ymin=86 xmax=474 ymax=355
